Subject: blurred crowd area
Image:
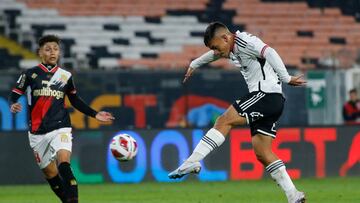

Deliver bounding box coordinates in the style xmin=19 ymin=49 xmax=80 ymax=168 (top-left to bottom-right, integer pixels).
xmin=0 ymin=0 xmax=360 ymax=71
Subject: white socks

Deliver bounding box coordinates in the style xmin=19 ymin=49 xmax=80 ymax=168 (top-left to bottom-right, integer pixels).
xmin=266 ymin=160 xmax=297 ymax=199
xmin=187 ymin=128 xmax=225 ymax=163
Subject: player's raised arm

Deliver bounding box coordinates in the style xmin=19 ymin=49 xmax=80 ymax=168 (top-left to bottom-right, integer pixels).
xmin=183 ymin=50 xmax=219 ymax=83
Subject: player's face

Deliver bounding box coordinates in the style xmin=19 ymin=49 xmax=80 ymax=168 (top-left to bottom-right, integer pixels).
xmin=39 ymin=42 xmax=60 ymax=65
xmin=208 ymin=34 xmax=231 ymax=58
xmin=350 ymin=92 xmax=358 ymax=101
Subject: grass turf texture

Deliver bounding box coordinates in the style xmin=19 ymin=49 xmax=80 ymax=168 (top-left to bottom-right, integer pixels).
xmin=0 ymin=177 xmax=359 ymax=203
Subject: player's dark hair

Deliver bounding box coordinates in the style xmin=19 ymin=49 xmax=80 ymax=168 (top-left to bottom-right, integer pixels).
xmin=38 ymin=35 xmax=60 ymax=48
xmin=37 ymin=35 xmax=60 ymax=55
xmin=203 ymin=22 xmax=228 ymax=47
xmin=349 ymin=88 xmax=357 ymax=94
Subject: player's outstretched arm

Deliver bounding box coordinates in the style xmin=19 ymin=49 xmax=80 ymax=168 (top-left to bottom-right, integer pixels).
xmin=68 ymin=93 xmax=115 ymax=121
xmin=183 ymin=67 xmax=195 ymax=83
xmin=96 ymin=111 xmax=115 ymax=122
xmin=184 ymin=50 xmax=220 ymax=83
xmin=10 ymin=103 xmax=22 ymax=113
xmin=288 ymin=74 xmax=307 ymax=86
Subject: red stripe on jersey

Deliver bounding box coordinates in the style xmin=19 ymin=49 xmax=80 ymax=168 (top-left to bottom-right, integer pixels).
xmin=260 ymin=45 xmax=269 ymax=58
xmin=38 ymin=64 xmax=49 ymax=72
xmin=38 ymin=64 xmax=59 ymax=73
xmin=31 ymin=96 xmax=54 ymax=132
xmin=12 ymin=88 xmax=24 ymax=95
xmin=50 ymin=66 xmax=59 ymax=73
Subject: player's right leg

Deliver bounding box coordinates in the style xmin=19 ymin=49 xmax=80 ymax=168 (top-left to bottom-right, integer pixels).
xmin=252 ymin=134 xmax=305 ymax=203
xmin=42 ymin=161 xmax=67 ymax=203
xmin=31 ymin=128 xmax=75 ymax=203
xmin=169 ymin=105 xmax=246 ymax=179
xmin=31 ymin=132 xmax=67 ymax=203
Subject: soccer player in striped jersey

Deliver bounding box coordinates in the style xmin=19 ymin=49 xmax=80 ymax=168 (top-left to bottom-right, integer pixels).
xmin=9 ymin=35 xmax=115 ymax=203
xmin=168 ymin=22 xmax=306 ymax=203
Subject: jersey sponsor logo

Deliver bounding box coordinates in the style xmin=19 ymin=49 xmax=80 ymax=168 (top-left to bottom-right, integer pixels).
xmin=42 ymin=80 xmax=50 ymax=86
xmin=33 ymin=87 xmax=64 ymax=99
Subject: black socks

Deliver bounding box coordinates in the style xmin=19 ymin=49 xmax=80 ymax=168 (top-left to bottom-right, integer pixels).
xmin=46 ymin=174 xmax=67 ymax=203
xmin=58 ymin=162 xmax=78 ymax=203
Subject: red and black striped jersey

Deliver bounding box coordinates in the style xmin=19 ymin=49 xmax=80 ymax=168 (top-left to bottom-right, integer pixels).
xmin=10 ymin=63 xmax=94 ymax=134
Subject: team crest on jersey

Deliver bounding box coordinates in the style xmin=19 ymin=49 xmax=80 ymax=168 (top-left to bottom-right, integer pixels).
xmin=250 ymin=112 xmax=264 ymax=122
xmin=31 ymin=73 xmax=37 ymax=79
xmin=60 ymin=133 xmax=70 ymax=143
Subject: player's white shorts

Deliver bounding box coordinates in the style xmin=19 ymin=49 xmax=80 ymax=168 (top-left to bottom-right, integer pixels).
xmin=28 ymin=127 xmax=73 ymax=169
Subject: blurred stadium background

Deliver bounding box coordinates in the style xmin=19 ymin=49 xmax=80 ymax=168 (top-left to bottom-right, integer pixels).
xmin=0 ymin=0 xmax=359 ymax=202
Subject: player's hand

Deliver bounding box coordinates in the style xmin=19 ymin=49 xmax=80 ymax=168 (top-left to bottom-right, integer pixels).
xmin=10 ymin=103 xmax=22 ymax=113
xmin=96 ymin=111 xmax=115 ymax=122
xmin=288 ymin=74 xmax=307 ymax=86
xmin=183 ymin=67 xmax=195 ymax=83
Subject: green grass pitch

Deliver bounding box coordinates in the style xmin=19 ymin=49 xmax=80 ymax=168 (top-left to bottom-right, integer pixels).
xmin=0 ymin=177 xmax=359 ymax=203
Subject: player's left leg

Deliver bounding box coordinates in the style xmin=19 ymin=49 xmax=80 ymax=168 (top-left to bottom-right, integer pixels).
xmin=57 ymin=149 xmax=78 ymax=203
xmin=52 ymin=128 xmax=78 ymax=203
xmin=169 ymin=105 xmax=246 ymax=179
xmin=31 ymin=131 xmax=67 ymax=202
xmin=252 ymin=134 xmax=305 ymax=203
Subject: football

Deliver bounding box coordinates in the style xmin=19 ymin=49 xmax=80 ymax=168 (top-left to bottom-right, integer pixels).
xmin=110 ymin=134 xmax=138 ymax=161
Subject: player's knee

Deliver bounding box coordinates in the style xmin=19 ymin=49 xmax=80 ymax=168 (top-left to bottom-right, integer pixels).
xmin=253 ymin=148 xmax=273 ymax=165
xmin=44 ymin=171 xmax=58 ymax=179
xmin=214 ymin=114 xmax=229 ymax=127
xmin=254 ymin=151 xmax=266 ymax=165
xmin=42 ymin=163 xmax=59 ymax=179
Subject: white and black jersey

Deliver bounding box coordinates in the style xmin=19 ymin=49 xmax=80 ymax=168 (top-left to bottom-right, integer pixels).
xmin=190 ymin=30 xmax=291 ymax=94
xmin=189 ymin=31 xmax=293 ymax=137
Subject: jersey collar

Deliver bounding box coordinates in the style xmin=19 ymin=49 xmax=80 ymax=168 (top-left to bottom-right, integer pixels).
xmin=38 ymin=63 xmax=59 ymax=73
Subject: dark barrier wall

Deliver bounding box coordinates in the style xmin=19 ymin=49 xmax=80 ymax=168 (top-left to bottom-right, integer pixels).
xmin=0 ymin=126 xmax=359 ymax=185
xmin=0 ymin=70 xmax=307 ymax=131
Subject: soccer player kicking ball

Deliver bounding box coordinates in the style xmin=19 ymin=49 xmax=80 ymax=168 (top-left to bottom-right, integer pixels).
xmin=168 ymin=22 xmax=306 ymax=203
xmin=9 ymin=35 xmax=114 ymax=203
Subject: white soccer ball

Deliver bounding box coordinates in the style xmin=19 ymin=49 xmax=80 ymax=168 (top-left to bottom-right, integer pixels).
xmin=110 ymin=134 xmax=138 ymax=161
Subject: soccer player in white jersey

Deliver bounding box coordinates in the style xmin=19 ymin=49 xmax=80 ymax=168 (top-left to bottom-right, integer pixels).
xmin=168 ymin=22 xmax=306 ymax=203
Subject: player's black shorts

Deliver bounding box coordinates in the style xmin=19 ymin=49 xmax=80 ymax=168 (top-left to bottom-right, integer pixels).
xmin=232 ymin=91 xmax=285 ymax=138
